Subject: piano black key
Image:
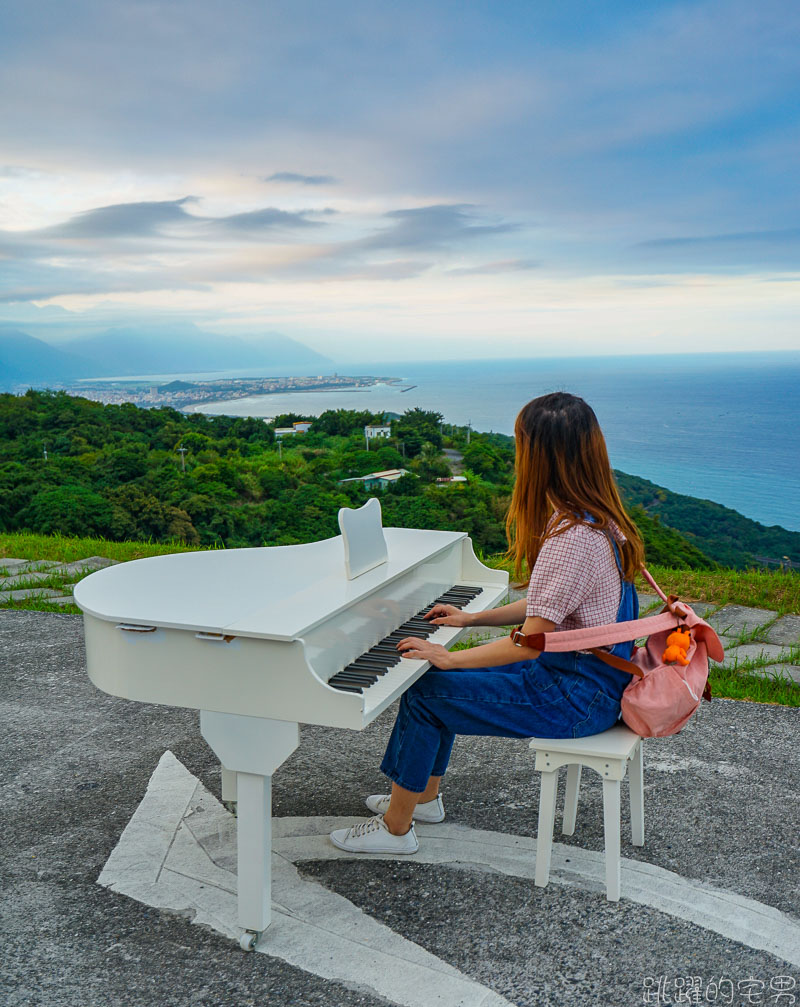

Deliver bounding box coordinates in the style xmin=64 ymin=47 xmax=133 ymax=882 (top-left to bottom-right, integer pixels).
xmin=365 ymin=650 xmax=401 ymax=664
xmin=332 ymin=672 xmax=379 ymax=685
xmin=347 ymin=658 xmax=391 ymax=672
xmin=328 ymin=682 xmax=364 ymax=693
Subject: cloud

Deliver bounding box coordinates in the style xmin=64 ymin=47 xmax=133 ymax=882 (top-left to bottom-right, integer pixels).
xmin=1 ymin=197 xmax=328 ymax=254
xmin=264 ymin=172 xmax=337 ymax=185
xmin=357 ymin=204 xmax=519 ymax=253
xmin=638 ymin=229 xmax=800 ymax=249
xmin=40 ymin=197 xmax=200 ymax=239
xmin=212 ymin=207 xmax=322 ymax=232
xmin=446 ymin=258 xmax=539 ymax=276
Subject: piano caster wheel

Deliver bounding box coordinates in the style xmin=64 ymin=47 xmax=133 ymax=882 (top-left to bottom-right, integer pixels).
xmin=239 ymin=930 xmax=260 ymax=952
xmin=223 ymin=800 xmax=238 ymax=817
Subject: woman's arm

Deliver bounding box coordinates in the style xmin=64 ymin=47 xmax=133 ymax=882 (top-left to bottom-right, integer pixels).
xmin=425 ymin=598 xmax=528 ymax=629
xmin=397 ymin=615 xmax=556 ymax=670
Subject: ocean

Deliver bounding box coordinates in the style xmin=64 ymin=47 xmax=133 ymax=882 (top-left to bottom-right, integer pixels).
xmin=188 ymin=352 xmax=800 ymax=532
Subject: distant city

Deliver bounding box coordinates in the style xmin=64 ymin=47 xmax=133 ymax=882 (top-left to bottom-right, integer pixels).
xmin=66 ymin=374 xmax=402 ymax=411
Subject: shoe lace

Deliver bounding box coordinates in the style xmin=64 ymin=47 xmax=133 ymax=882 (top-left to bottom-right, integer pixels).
xmin=350 ymin=815 xmax=385 ymax=838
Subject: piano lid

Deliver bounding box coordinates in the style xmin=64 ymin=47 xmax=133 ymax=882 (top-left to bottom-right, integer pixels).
xmin=73 ymin=527 xmax=467 ymax=641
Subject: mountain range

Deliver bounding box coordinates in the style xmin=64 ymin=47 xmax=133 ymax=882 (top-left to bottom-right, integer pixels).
xmin=0 ymin=323 xmax=333 ymax=386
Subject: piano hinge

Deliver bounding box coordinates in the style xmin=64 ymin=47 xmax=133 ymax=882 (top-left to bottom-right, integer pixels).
xmin=195 ymin=632 xmax=236 ymax=643
xmin=115 ymin=623 xmax=157 ymax=633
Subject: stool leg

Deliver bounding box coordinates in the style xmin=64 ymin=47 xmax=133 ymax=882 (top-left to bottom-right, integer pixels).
xmin=535 ymin=770 xmax=558 ymax=888
xmin=629 ymin=742 xmax=645 ymax=847
xmin=562 ymin=764 xmax=581 ymax=836
xmin=602 ymin=779 xmax=621 ymax=901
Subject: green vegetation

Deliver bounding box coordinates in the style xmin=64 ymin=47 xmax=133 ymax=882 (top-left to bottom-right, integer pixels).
xmin=1 ymin=390 xmax=725 ymax=572
xmin=616 ymin=471 xmax=800 ymax=570
xmin=0 ymin=392 xmax=513 ymax=553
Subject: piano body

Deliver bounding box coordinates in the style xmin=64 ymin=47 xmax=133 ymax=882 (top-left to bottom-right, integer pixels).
xmin=74 ymin=500 xmax=509 ymax=950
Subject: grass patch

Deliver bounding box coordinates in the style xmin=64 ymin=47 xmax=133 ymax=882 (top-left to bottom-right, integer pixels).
xmin=0 ymin=596 xmax=81 ymax=615
xmin=709 ymin=665 xmax=800 ymax=707
xmin=644 ymin=565 xmax=800 ymax=614
xmin=484 ymin=554 xmax=800 ymax=615
xmin=0 ymin=531 xmax=203 ymax=564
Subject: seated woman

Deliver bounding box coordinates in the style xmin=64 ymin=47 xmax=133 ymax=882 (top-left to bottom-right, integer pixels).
xmin=330 ymin=391 xmax=644 ymax=854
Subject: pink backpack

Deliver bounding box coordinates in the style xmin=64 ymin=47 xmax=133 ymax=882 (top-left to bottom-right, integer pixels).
xmin=519 ymin=570 xmax=725 ymax=738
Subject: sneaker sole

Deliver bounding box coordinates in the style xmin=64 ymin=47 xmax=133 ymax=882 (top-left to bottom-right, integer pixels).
xmin=364 ymin=796 xmax=445 ymax=824
xmin=329 ymin=833 xmax=419 ymax=855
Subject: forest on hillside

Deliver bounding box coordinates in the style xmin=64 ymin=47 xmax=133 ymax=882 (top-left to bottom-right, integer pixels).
xmin=1 ymin=389 xmax=792 ymax=571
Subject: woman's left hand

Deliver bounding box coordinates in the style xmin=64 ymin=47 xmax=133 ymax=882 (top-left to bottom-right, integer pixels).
xmin=397 ymin=636 xmax=454 ymax=669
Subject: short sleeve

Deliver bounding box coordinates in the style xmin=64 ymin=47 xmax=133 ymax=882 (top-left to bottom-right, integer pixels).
xmin=525 ymin=524 xmax=604 ymax=624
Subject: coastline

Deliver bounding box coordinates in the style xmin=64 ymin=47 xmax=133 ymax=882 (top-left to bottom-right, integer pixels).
xmin=181 ymin=354 xmax=800 ymax=533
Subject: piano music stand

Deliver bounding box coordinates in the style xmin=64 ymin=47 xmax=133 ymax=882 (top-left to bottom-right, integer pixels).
xmin=339 ymin=498 xmax=388 ymax=579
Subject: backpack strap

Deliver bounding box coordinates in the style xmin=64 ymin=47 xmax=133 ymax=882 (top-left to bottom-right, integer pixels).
xmin=588 ymin=648 xmax=644 ymax=678
xmin=640 ymin=567 xmax=670 ymax=603
xmin=510 ymin=607 xmax=689 ymax=653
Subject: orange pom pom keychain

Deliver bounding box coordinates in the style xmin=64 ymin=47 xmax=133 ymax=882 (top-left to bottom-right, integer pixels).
xmin=662 ymin=626 xmax=692 ymax=666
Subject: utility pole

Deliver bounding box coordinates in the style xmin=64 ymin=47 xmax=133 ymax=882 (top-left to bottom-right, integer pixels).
xmin=177 ymin=444 xmax=187 ymax=473
xmin=466 ymin=421 xmax=471 ymax=446
xmin=278 ymin=439 xmax=282 ymax=460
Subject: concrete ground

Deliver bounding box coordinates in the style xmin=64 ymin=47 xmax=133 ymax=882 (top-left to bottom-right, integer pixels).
xmin=1 ymin=610 xmax=798 ymax=1007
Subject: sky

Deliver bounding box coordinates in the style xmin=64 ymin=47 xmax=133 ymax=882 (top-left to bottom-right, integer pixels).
xmin=1 ymin=0 xmax=799 ymax=361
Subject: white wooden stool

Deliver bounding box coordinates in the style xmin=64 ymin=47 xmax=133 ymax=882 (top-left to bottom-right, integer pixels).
xmin=529 ymin=724 xmax=644 ymax=901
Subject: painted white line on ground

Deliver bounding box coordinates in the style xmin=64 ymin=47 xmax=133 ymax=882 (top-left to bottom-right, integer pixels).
xmin=98 ymin=752 xmax=513 ymax=1007
xmin=275 ymin=817 xmax=800 ymax=968
xmin=99 ymin=750 xmax=800 ymax=1007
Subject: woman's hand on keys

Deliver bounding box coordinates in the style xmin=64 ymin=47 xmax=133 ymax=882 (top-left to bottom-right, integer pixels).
xmin=396 ymin=637 xmax=454 ymax=669
xmin=424 ymin=603 xmax=475 ymax=627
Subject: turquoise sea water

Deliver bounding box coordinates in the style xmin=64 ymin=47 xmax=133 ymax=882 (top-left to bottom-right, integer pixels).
xmin=190 ymin=352 xmax=800 ymax=532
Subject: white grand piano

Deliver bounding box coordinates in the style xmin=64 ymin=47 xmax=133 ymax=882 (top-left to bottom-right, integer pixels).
xmin=74 ymin=499 xmax=508 ymax=950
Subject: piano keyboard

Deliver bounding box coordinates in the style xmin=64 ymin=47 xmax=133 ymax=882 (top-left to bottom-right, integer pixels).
xmin=327 ymin=584 xmax=483 ymax=693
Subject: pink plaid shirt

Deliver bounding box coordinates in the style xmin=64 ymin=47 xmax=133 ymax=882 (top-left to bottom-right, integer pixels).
xmin=525 ymin=518 xmax=625 ymax=631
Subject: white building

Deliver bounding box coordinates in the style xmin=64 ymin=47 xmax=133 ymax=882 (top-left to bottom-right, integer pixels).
xmin=364 ymin=424 xmax=392 ymax=440
xmin=339 ymin=468 xmax=411 ymax=490
xmin=274 ymin=421 xmax=312 ymax=438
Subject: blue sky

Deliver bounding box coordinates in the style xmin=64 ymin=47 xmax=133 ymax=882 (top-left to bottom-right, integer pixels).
xmin=1 ymin=0 xmax=799 ymax=360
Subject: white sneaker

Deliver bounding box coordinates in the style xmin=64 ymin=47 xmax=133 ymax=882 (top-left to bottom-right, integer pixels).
xmin=329 ymin=815 xmax=419 ymax=855
xmin=365 ymin=793 xmax=445 ymax=823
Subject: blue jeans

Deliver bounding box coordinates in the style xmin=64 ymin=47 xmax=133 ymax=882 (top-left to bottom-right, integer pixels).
xmin=381 ymin=558 xmax=639 ymax=793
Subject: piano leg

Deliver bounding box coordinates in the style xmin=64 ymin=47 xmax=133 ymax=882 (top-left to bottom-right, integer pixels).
xmin=236 ymin=771 xmax=272 ymax=946
xmin=221 ymin=765 xmax=238 ymax=814
xmin=199 ymin=712 xmax=299 ymax=950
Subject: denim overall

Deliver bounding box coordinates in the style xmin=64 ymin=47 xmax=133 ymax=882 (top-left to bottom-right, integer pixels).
xmin=380 ymin=535 xmax=639 ymax=793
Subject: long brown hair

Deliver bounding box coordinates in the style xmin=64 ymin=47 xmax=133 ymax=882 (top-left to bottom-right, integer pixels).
xmin=505 ymin=392 xmax=645 ymax=582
